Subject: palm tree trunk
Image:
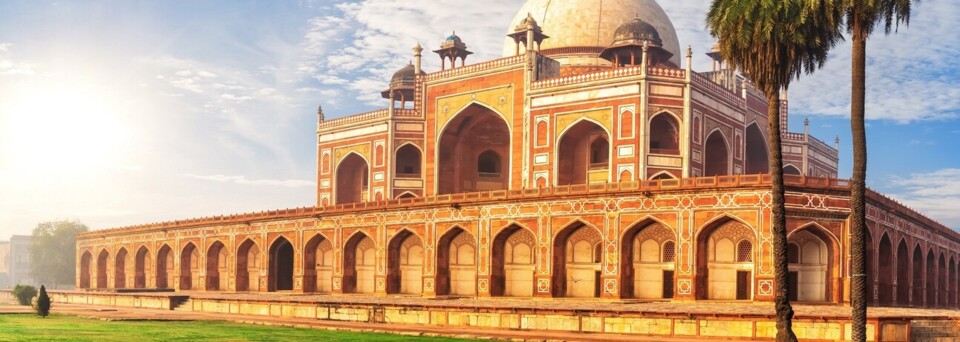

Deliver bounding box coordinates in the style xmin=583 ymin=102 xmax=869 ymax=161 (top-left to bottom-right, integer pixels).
xmin=850 ymin=14 xmax=869 ymax=342
xmin=767 ymin=91 xmax=797 ymax=342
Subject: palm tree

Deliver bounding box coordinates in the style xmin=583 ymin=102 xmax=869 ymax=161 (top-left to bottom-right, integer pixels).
xmin=845 ymin=1 xmax=917 ymax=341
xmin=707 ymin=1 xmax=843 ymax=341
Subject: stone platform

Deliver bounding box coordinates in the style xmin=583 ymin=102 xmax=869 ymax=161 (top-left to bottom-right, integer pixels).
xmin=20 ymin=290 xmax=958 ymax=341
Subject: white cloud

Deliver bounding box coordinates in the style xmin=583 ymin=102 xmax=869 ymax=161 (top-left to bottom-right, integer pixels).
xmin=888 ymin=169 xmax=960 ymax=228
xmin=181 ymin=173 xmax=316 ymax=188
xmin=0 ymin=43 xmax=35 ymax=76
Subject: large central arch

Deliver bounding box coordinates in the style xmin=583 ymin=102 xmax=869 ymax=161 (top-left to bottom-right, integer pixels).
xmin=703 ymin=130 xmax=730 ymax=177
xmin=437 ymin=104 xmax=510 ymax=194
xmin=491 ymin=225 xmax=536 ymax=297
xmin=268 ymin=237 xmax=295 ymax=291
xmin=557 ymin=120 xmax=609 ymax=185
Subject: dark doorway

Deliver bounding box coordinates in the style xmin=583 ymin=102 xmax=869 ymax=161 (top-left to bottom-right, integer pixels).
xmin=269 ymin=237 xmax=294 ymax=291
xmin=787 ymin=271 xmax=799 ymax=301
xmin=736 ymin=271 xmax=751 ymax=300
xmin=662 ymin=270 xmax=675 ymax=298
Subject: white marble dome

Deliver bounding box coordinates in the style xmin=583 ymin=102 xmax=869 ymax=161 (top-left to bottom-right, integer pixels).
xmin=502 ymin=0 xmax=681 ymax=67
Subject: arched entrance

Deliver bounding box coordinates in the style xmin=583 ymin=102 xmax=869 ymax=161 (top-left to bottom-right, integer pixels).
xmin=696 ymin=219 xmax=755 ymax=300
xmin=96 ymin=250 xmax=109 ymax=289
xmin=437 ymin=104 xmax=510 ymax=194
xmin=386 ymin=229 xmax=424 ymax=295
xmin=343 ymin=232 xmax=375 ymax=294
xmin=156 ymin=245 xmax=174 ymax=289
xmin=115 ymin=248 xmax=128 ymax=289
xmin=912 ymin=245 xmax=923 ymax=306
xmin=236 ymin=239 xmax=261 ymax=291
xmin=787 ymin=226 xmax=836 ymax=303
xmin=896 ymin=239 xmax=909 ymax=305
xmin=939 ymin=253 xmax=947 ymax=307
xmin=552 ymin=221 xmax=602 ymax=298
xmin=303 ymin=234 xmax=334 ymax=293
xmin=206 ymin=241 xmax=227 ymax=291
xmin=557 ymin=120 xmax=609 ymax=185
xmin=179 ymin=243 xmax=199 ymax=290
xmin=703 ymin=130 xmax=730 ymax=177
xmin=135 ymin=246 xmax=151 ymax=289
xmin=491 ymin=225 xmax=536 ymax=297
xmin=744 ymin=123 xmax=769 ymax=174
xmin=649 ymin=113 xmax=680 ymax=155
xmin=436 ymin=227 xmax=476 ymax=296
xmin=395 ymin=144 xmax=422 ymax=178
xmin=268 ymin=237 xmax=294 ymax=291
xmin=878 ymin=234 xmax=893 ymax=305
xmin=784 ymin=165 xmax=802 ymax=175
xmin=950 ymin=258 xmax=957 ymax=307
xmin=79 ymin=251 xmax=92 ymax=289
xmin=621 ymin=221 xmax=675 ymax=299
xmin=336 ymin=153 xmax=369 ymax=204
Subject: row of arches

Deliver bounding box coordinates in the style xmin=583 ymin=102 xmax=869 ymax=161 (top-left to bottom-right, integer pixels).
xmin=332 ymin=105 xmax=774 ymax=205
xmin=866 ymin=230 xmax=960 ymax=308
xmin=79 ymin=218 xmax=840 ymax=303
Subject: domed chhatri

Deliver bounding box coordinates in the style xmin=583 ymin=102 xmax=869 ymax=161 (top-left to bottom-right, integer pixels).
xmin=502 ymin=0 xmax=681 ymax=67
xmin=389 ymin=63 xmax=423 ymax=87
xmin=612 ymin=16 xmax=662 ymax=47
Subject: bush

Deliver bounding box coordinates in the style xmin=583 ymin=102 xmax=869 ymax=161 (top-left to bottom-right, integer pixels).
xmin=36 ymin=285 xmax=50 ymax=318
xmin=12 ymin=284 xmax=37 ymax=306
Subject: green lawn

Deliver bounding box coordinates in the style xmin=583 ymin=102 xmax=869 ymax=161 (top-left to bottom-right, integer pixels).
xmin=0 ymin=314 xmax=469 ymax=341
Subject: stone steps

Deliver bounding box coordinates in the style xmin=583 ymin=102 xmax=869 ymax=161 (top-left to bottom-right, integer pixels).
xmin=171 ymin=297 xmax=192 ymax=312
xmin=911 ymin=319 xmax=960 ymax=342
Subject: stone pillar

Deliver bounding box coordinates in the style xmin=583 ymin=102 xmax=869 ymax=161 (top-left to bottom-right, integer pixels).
xmin=600 ymin=212 xmax=620 ymax=299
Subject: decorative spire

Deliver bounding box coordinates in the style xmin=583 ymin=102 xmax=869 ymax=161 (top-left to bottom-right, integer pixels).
xmin=317 ymin=105 xmax=325 ymax=122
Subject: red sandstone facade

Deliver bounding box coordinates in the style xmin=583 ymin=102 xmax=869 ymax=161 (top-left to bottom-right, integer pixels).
xmin=77 ymin=0 xmax=954 ymax=309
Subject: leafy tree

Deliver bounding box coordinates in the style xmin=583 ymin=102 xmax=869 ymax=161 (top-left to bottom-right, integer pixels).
xmin=29 ymin=220 xmax=89 ymax=289
xmin=839 ymin=1 xmax=918 ymax=340
xmin=707 ymin=1 xmax=843 ymax=341
xmin=36 ymin=285 xmax=51 ymax=318
xmin=12 ymin=284 xmax=37 ymax=305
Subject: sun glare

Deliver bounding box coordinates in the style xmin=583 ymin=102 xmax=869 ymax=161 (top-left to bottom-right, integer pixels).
xmin=1 ymin=81 xmax=127 ymax=174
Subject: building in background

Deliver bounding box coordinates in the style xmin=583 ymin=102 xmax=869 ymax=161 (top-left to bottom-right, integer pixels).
xmin=0 ymin=241 xmax=9 ymax=289
xmin=9 ymin=235 xmax=34 ymax=287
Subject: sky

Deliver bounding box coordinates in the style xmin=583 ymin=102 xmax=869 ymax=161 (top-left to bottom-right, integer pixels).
xmin=0 ymin=0 xmax=958 ymax=240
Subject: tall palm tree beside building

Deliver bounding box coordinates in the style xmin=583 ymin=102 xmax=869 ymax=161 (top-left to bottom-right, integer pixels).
xmin=707 ymin=1 xmax=843 ymax=341
xmin=844 ymin=1 xmax=918 ymax=341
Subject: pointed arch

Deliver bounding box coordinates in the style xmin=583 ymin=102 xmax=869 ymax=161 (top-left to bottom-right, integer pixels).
xmin=268 ymin=236 xmax=294 ymax=291
xmin=649 ymin=171 xmax=678 ymax=180
xmin=437 ymin=226 xmax=476 ymax=296
xmin=343 ymin=230 xmax=375 ymax=294
xmin=896 ymin=238 xmax=910 ymax=306
xmin=703 ymin=129 xmax=730 ymax=177
xmin=878 ymin=233 xmax=894 ymax=305
xmin=926 ymin=248 xmax=936 ymax=306
xmin=556 ymin=119 xmax=611 ymax=186
xmin=179 ymin=242 xmax=199 ymax=290
xmin=939 ymin=252 xmax=948 ymax=307
xmin=787 ymin=223 xmax=840 ymax=304
xmin=695 ymin=215 xmax=756 ymax=300
xmin=783 ymin=164 xmax=802 ymax=175
xmin=620 ymin=217 xmax=676 ymax=299
xmin=79 ymin=250 xmax=92 ymax=289
xmin=134 ymin=246 xmax=151 ymax=289
xmin=744 ymin=121 xmax=769 ymax=174
xmin=491 ymin=224 xmax=537 ymax=297
xmin=912 ymin=243 xmax=923 ymax=306
xmin=96 ymin=249 xmax=109 ymax=289
xmin=114 ymin=247 xmax=129 ymax=289
xmin=236 ymin=238 xmax=261 ymax=291
xmin=396 ymin=191 xmax=417 ymax=199
xmin=387 ymin=228 xmax=425 ymax=294
xmin=395 ymin=143 xmax=423 ymax=178
xmin=206 ymin=240 xmax=227 ymax=291
xmin=552 ymin=220 xmax=603 ymax=298
xmin=648 ymin=111 xmax=681 ymax=155
xmin=437 ymin=103 xmax=511 ymax=194
xmin=303 ymin=232 xmax=334 ymax=293
xmin=156 ymin=244 xmax=174 ymax=289
xmin=949 ymin=256 xmax=957 ymax=308
xmin=335 ymin=152 xmax=369 ymax=204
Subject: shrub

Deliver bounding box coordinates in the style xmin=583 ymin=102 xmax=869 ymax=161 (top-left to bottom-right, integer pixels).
xmin=12 ymin=284 xmax=37 ymax=306
xmin=36 ymin=285 xmax=50 ymax=318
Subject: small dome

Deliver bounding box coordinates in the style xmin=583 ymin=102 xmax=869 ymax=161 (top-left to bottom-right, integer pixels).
xmin=446 ymin=32 xmax=462 ymax=43
xmin=390 ymin=63 xmax=423 ymax=85
xmin=515 ymin=13 xmax=540 ymax=32
xmin=612 ymin=17 xmax=662 ymax=47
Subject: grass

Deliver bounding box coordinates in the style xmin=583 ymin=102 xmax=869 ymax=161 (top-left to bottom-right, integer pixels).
xmin=0 ymin=314 xmax=469 ymax=341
